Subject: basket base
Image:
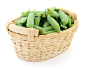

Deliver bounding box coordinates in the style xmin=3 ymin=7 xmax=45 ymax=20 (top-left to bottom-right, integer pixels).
xmin=14 ymin=43 xmax=70 ymax=62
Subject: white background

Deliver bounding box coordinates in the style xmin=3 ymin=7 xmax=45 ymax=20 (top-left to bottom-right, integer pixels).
xmin=0 ymin=0 xmax=86 ymax=70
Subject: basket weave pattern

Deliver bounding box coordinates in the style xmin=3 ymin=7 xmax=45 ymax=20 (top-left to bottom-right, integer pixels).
xmin=6 ymin=8 xmax=79 ymax=62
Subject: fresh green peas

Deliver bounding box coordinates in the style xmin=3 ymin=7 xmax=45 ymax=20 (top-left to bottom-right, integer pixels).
xmin=47 ymin=8 xmax=59 ymax=18
xmin=47 ymin=15 xmax=60 ymax=33
xmin=36 ymin=11 xmax=45 ymax=17
xmin=18 ymin=23 xmax=25 ymax=27
xmin=71 ymin=23 xmax=76 ymax=26
xmin=19 ymin=17 xmax=27 ymax=24
xmin=46 ymin=30 xmax=56 ymax=34
xmin=34 ymin=16 xmax=40 ymax=26
xmin=68 ymin=16 xmax=74 ymax=24
xmin=50 ymin=10 xmax=59 ymax=18
xmin=21 ymin=11 xmax=29 ymax=17
xmin=66 ymin=15 xmax=71 ymax=27
xmin=43 ymin=21 xmax=49 ymax=28
xmin=60 ymin=25 xmax=67 ymax=30
xmin=34 ymin=25 xmax=45 ymax=35
xmin=58 ymin=11 xmax=68 ymax=25
xmin=44 ymin=26 xmax=54 ymax=31
xmin=15 ymin=22 xmax=18 ymax=25
xmin=26 ymin=13 xmax=34 ymax=28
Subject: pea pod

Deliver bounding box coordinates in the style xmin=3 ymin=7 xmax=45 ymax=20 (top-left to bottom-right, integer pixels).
xmin=43 ymin=21 xmax=49 ymax=28
xmin=66 ymin=15 xmax=71 ymax=27
xmin=44 ymin=26 xmax=54 ymax=31
xmin=47 ymin=8 xmax=59 ymax=18
xmin=46 ymin=30 xmax=56 ymax=34
xmin=36 ymin=11 xmax=45 ymax=17
xmin=26 ymin=13 xmax=34 ymax=28
xmin=58 ymin=11 xmax=68 ymax=25
xmin=60 ymin=25 xmax=67 ymax=30
xmin=68 ymin=16 xmax=74 ymax=24
xmin=34 ymin=25 xmax=45 ymax=35
xmin=21 ymin=11 xmax=29 ymax=17
xmin=18 ymin=23 xmax=25 ymax=27
xmin=19 ymin=17 xmax=27 ymax=24
xmin=71 ymin=23 xmax=76 ymax=26
xmin=47 ymin=15 xmax=60 ymax=33
xmin=15 ymin=22 xmax=18 ymax=25
xmin=14 ymin=19 xmax=20 ymax=25
xmin=34 ymin=16 xmax=40 ymax=26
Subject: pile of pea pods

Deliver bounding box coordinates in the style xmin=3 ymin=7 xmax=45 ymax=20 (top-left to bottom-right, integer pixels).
xmin=15 ymin=7 xmax=75 ymax=35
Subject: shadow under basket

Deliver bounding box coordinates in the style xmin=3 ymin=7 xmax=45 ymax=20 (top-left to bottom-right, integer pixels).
xmin=5 ymin=8 xmax=79 ymax=62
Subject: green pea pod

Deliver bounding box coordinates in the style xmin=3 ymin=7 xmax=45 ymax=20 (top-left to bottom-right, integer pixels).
xmin=36 ymin=11 xmax=45 ymax=17
xmin=18 ymin=23 xmax=25 ymax=27
xmin=43 ymin=21 xmax=49 ymax=28
xmin=19 ymin=17 xmax=27 ymax=24
xmin=34 ymin=16 xmax=40 ymax=26
xmin=58 ymin=11 xmax=68 ymax=25
xmin=71 ymin=23 xmax=76 ymax=26
xmin=47 ymin=15 xmax=60 ymax=33
xmin=14 ymin=19 xmax=20 ymax=25
xmin=66 ymin=15 xmax=71 ymax=27
xmin=15 ymin=22 xmax=18 ymax=25
xmin=21 ymin=11 xmax=29 ymax=17
xmin=60 ymin=25 xmax=67 ymax=30
xmin=44 ymin=26 xmax=54 ymax=31
xmin=47 ymin=8 xmax=59 ymax=18
xmin=50 ymin=10 xmax=59 ymax=18
xmin=34 ymin=25 xmax=46 ymax=35
xmin=46 ymin=30 xmax=56 ymax=34
xmin=26 ymin=13 xmax=34 ymax=28
xmin=68 ymin=16 xmax=74 ymax=24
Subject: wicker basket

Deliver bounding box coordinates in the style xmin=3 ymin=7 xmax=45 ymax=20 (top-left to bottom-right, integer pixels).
xmin=6 ymin=8 xmax=79 ymax=62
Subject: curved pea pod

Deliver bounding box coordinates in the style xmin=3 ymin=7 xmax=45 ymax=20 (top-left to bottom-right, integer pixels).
xmin=47 ymin=8 xmax=59 ymax=18
xmin=50 ymin=10 xmax=59 ymax=18
xmin=14 ymin=19 xmax=20 ymax=25
xmin=26 ymin=13 xmax=34 ymax=28
xmin=34 ymin=25 xmax=46 ymax=35
xmin=66 ymin=15 xmax=71 ymax=27
xmin=18 ymin=23 xmax=25 ymax=27
xmin=44 ymin=26 xmax=54 ymax=31
xmin=43 ymin=21 xmax=49 ymax=28
xmin=35 ymin=11 xmax=45 ymax=17
xmin=46 ymin=30 xmax=56 ymax=34
xmin=60 ymin=25 xmax=67 ymax=30
xmin=71 ymin=23 xmax=76 ymax=26
xmin=47 ymin=15 xmax=60 ymax=33
xmin=21 ymin=11 xmax=29 ymax=17
xmin=19 ymin=17 xmax=27 ymax=24
xmin=68 ymin=16 xmax=74 ymax=24
xmin=58 ymin=11 xmax=68 ymax=25
xmin=34 ymin=16 xmax=40 ymax=26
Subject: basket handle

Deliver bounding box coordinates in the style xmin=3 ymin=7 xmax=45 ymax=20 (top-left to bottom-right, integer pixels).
xmin=6 ymin=21 xmax=39 ymax=42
